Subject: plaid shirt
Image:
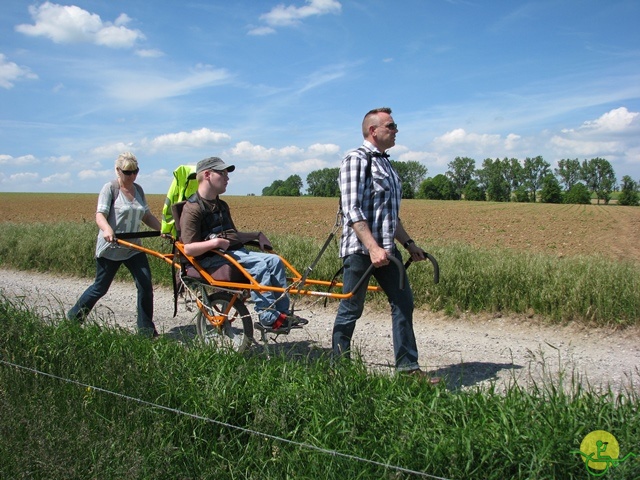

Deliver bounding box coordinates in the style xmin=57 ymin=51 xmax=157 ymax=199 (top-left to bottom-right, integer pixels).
xmin=339 ymin=140 xmax=402 ymax=258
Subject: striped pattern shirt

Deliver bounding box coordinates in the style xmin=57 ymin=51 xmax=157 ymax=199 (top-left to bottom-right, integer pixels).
xmin=339 ymin=140 xmax=403 ymax=258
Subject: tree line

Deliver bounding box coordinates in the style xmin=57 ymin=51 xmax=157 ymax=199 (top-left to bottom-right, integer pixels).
xmin=261 ymin=156 xmax=640 ymax=206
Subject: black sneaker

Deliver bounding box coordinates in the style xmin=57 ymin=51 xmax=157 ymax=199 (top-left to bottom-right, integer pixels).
xmin=287 ymin=314 xmax=308 ymax=327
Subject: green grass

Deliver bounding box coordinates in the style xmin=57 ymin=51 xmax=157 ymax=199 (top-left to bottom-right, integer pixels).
xmin=1 ymin=222 xmax=639 ymax=327
xmin=1 ymin=298 xmax=638 ymax=479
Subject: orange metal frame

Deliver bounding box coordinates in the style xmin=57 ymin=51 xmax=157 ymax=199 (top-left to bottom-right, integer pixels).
xmin=115 ymin=237 xmax=382 ymax=328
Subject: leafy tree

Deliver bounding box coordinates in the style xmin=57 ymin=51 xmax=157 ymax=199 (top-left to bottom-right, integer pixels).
xmin=522 ymin=156 xmax=550 ymax=202
xmin=513 ymin=186 xmax=530 ymax=203
xmin=391 ymin=160 xmax=428 ymax=199
xmin=581 ymin=157 xmax=616 ymax=204
xmin=555 ymin=158 xmax=581 ymax=190
xmin=564 ymin=183 xmax=591 ymax=204
xmin=418 ymin=174 xmax=454 ymax=200
xmin=262 ymin=175 xmax=302 ymax=196
xmin=481 ymin=158 xmax=510 ymax=202
xmin=618 ymin=175 xmax=640 ymax=206
xmin=462 ymin=179 xmax=485 ymax=201
xmin=306 ymin=168 xmax=340 ymax=197
xmin=304 ymin=159 xmax=426 ymax=199
xmin=262 ymin=180 xmax=283 ymax=196
xmin=474 ymin=165 xmax=488 ymax=193
xmin=503 ymin=158 xmax=524 ymax=193
xmin=446 ymin=156 xmax=475 ymax=200
xmin=282 ymin=175 xmax=303 ymax=196
xmin=539 ymin=173 xmax=563 ymax=203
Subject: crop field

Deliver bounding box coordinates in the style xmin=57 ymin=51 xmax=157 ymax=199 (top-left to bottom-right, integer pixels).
xmin=3 ymin=192 xmax=639 ymax=263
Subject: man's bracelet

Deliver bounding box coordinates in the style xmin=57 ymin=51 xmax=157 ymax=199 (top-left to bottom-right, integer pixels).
xmin=403 ymin=239 xmax=415 ymax=249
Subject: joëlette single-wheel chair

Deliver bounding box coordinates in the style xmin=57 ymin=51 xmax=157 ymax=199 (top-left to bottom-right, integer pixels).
xmin=114 ymin=201 xmax=440 ymax=353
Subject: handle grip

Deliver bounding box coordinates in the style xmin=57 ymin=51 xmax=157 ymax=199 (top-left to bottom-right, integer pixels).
xmin=404 ymin=250 xmax=440 ymax=284
xmin=349 ymin=254 xmax=405 ymax=295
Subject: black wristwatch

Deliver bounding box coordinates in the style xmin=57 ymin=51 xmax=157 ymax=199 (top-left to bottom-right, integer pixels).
xmin=403 ymin=239 xmax=415 ymax=249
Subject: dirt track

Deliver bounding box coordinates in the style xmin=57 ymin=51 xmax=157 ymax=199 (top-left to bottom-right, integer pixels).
xmin=2 ymin=268 xmax=638 ymax=395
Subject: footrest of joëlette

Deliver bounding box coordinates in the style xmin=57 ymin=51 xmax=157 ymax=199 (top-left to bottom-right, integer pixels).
xmin=254 ymin=322 xmax=304 ymax=336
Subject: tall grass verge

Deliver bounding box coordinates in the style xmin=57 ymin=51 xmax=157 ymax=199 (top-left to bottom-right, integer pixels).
xmin=424 ymin=241 xmax=640 ymax=327
xmin=1 ymin=223 xmax=639 ymax=327
xmin=1 ymin=298 xmax=638 ymax=479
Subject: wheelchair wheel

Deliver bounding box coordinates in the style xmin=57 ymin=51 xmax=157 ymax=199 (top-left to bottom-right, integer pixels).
xmin=195 ymin=290 xmax=253 ymax=352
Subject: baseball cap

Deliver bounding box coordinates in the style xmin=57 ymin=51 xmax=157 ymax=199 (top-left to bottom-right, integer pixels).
xmin=195 ymin=156 xmax=236 ymax=174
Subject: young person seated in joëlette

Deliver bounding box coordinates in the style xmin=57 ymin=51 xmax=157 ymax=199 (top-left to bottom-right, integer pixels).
xmin=179 ymin=156 xmax=306 ymax=331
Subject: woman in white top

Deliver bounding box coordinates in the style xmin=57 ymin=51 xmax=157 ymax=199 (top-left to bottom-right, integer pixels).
xmin=67 ymin=152 xmax=162 ymax=337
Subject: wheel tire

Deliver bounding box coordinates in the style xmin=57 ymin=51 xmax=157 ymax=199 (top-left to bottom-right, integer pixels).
xmin=195 ymin=291 xmax=253 ymax=352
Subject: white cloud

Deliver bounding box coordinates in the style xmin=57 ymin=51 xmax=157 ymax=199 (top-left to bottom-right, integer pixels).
xmin=577 ymin=107 xmax=639 ymax=134
xmin=227 ymin=141 xmax=341 ymax=162
xmin=227 ymin=141 xmax=300 ymax=161
xmin=0 ymin=154 xmax=38 ymax=166
xmin=258 ymin=0 xmax=341 ymax=28
xmin=88 ymin=129 xmax=232 ymax=159
xmin=296 ymin=67 xmax=346 ymax=94
xmin=78 ymin=169 xmax=112 ymax=180
xmin=135 ymin=49 xmax=164 ymax=58
xmin=550 ymin=107 xmax=640 ymax=159
xmin=426 ymin=129 xmax=527 ymax=166
xmin=42 ymin=172 xmax=72 ymax=184
xmin=417 ymin=107 xmax=640 ymax=178
xmin=395 ymin=147 xmax=443 ymax=171
xmin=286 ymin=157 xmax=330 ymax=172
xmin=247 ymin=26 xmax=276 ymax=36
xmin=307 ymin=143 xmax=340 ymax=155
xmin=239 ymin=164 xmax=282 ymax=182
xmin=146 ymin=168 xmax=174 ymax=180
xmin=95 ymin=25 xmax=141 ymax=48
xmin=105 ymin=65 xmax=231 ymax=102
xmin=91 ymin=143 xmax=135 ymax=159
xmin=433 ymin=128 xmax=503 ymax=149
xmin=549 ymin=136 xmax=621 ymax=157
xmin=15 ymin=2 xmax=144 ymax=48
xmin=504 ymin=133 xmax=522 ymax=150
xmin=147 ymin=128 xmax=231 ymax=149
xmin=9 ymin=172 xmax=39 ymax=183
xmin=47 ymin=155 xmax=74 ymax=165
xmin=0 ymin=53 xmax=38 ymax=89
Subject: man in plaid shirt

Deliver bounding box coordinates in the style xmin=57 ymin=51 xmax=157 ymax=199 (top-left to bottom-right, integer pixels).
xmin=332 ymin=107 xmax=440 ymax=384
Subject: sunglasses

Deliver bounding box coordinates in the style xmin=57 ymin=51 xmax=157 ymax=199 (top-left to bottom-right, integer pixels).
xmin=119 ymin=168 xmax=139 ymax=176
xmin=381 ymin=122 xmax=398 ymax=130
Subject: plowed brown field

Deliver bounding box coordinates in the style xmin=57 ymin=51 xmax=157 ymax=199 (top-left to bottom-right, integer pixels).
xmin=3 ymin=193 xmax=640 ymax=263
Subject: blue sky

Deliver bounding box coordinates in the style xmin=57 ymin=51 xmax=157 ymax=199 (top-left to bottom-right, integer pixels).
xmin=1 ymin=0 xmax=639 ymax=195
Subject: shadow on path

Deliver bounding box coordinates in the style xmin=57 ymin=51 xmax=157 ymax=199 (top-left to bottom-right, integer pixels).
xmin=431 ymin=361 xmax=523 ymax=390
xmin=163 ymin=326 xmax=523 ymax=390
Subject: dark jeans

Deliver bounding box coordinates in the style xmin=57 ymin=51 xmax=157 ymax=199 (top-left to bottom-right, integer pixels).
xmin=332 ymin=249 xmax=420 ymax=371
xmin=67 ymin=253 xmax=156 ymax=335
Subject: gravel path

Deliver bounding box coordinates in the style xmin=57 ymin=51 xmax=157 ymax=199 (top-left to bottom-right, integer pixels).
xmin=2 ymin=268 xmax=638 ymax=394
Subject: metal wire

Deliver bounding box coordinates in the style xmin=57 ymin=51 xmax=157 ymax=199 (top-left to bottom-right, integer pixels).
xmin=1 ymin=359 xmax=451 ymax=479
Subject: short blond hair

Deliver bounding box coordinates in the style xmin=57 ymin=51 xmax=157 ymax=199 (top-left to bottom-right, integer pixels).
xmin=115 ymin=152 xmax=138 ymax=171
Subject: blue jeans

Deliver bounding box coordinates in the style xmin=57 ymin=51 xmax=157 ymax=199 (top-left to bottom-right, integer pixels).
xmin=332 ymin=249 xmax=419 ymax=371
xmin=67 ymin=253 xmax=156 ymax=335
xmin=229 ymin=249 xmax=290 ymax=325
